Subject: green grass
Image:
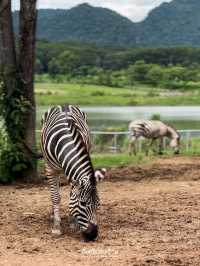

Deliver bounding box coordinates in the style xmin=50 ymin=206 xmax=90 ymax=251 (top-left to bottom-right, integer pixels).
xmin=91 ymin=153 xmax=149 ymax=168
xmin=35 ymin=82 xmax=145 ymax=106
xmin=38 ymin=153 xmax=149 ymax=172
xmin=37 ymin=141 xmax=200 ymax=173
xmin=35 ymin=82 xmax=200 ymax=106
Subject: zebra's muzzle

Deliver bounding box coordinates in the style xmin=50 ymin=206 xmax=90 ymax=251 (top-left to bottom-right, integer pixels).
xmin=82 ymin=223 xmax=98 ymax=242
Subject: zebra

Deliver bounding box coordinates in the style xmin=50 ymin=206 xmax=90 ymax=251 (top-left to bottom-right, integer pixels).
xmin=128 ymin=120 xmax=180 ymax=155
xmin=40 ymin=105 xmax=105 ymax=241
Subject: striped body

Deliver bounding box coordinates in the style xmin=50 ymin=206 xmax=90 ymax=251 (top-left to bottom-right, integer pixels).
xmin=128 ymin=120 xmax=180 ymax=155
xmin=41 ymin=105 xmax=99 ymax=241
xmin=41 ymin=105 xmax=91 ymax=172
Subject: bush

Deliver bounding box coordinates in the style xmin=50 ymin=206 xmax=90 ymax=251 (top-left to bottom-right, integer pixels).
xmin=127 ymin=60 xmax=153 ymax=84
xmin=150 ymin=113 xmax=161 ymax=120
xmin=0 ymin=79 xmax=32 ymax=183
xmin=0 ymin=122 xmax=28 ymax=183
xmin=146 ymin=65 xmax=164 ymax=86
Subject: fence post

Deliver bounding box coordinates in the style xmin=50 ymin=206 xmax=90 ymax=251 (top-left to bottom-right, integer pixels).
xmin=186 ymin=131 xmax=190 ymax=152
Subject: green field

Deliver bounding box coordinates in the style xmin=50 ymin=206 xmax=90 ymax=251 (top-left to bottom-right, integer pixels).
xmin=38 ymin=153 xmax=149 ymax=172
xmin=91 ymin=153 xmax=148 ymax=168
xmin=35 ymin=82 xmax=200 ymax=106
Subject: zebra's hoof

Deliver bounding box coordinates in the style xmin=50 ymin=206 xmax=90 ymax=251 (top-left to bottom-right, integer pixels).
xmin=52 ymin=228 xmax=62 ymax=236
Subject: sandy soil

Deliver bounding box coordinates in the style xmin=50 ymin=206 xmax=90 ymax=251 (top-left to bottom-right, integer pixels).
xmin=1 ymin=156 xmax=200 ymax=266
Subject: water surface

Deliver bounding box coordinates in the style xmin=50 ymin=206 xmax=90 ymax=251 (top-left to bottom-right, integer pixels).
xmin=37 ymin=106 xmax=200 ymax=130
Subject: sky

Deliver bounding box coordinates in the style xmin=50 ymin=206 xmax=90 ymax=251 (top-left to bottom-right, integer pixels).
xmin=12 ymin=0 xmax=172 ymax=22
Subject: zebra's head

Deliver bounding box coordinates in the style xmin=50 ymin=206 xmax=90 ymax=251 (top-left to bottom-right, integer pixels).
xmin=69 ymin=176 xmax=100 ymax=241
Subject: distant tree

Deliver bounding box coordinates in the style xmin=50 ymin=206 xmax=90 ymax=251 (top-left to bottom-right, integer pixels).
xmin=97 ymin=69 xmax=113 ymax=86
xmin=58 ymin=50 xmax=80 ymax=75
xmin=146 ymin=65 xmax=164 ymax=86
xmin=163 ymin=66 xmax=187 ymax=82
xmin=48 ymin=58 xmax=60 ymax=78
xmin=127 ymin=60 xmax=152 ymax=84
xmin=35 ymin=58 xmax=43 ymax=74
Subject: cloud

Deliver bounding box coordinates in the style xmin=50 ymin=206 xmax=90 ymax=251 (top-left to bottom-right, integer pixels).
xmin=12 ymin=0 xmax=172 ymax=22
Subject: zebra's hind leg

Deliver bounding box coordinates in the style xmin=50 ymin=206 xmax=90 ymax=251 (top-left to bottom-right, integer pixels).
xmin=145 ymin=139 xmax=155 ymax=156
xmin=45 ymin=164 xmax=62 ymax=236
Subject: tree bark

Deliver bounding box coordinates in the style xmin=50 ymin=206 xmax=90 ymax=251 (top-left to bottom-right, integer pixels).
xmin=0 ymin=0 xmax=17 ymax=96
xmin=0 ymin=0 xmax=38 ymax=182
xmin=18 ymin=0 xmax=38 ymax=181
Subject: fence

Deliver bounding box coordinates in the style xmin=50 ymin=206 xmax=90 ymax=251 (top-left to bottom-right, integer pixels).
xmin=90 ymin=129 xmax=200 ymax=153
xmin=36 ymin=129 xmax=200 ymax=154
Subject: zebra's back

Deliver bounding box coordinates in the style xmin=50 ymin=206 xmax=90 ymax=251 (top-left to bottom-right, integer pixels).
xmin=129 ymin=120 xmax=168 ymax=139
xmin=41 ymin=105 xmax=94 ymax=182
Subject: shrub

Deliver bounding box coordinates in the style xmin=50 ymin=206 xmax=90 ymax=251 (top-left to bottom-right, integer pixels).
xmin=0 ymin=79 xmax=31 ymax=183
xmin=0 ymin=122 xmax=28 ymax=183
xmin=150 ymin=113 xmax=161 ymax=120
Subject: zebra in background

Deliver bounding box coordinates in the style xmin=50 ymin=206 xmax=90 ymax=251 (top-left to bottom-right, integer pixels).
xmin=128 ymin=120 xmax=180 ymax=155
xmin=41 ymin=105 xmax=105 ymax=241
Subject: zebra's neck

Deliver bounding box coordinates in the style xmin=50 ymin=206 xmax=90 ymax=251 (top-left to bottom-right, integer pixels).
xmin=167 ymin=126 xmax=179 ymax=139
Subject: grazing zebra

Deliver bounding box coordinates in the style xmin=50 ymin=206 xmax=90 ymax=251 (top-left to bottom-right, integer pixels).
xmin=128 ymin=120 xmax=180 ymax=155
xmin=41 ymin=105 xmax=104 ymax=241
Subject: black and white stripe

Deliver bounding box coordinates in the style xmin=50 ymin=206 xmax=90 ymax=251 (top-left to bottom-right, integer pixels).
xmin=41 ymin=105 xmax=99 ymax=241
xmin=128 ymin=120 xmax=180 ymax=155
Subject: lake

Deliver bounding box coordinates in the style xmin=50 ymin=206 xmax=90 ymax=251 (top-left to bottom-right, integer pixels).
xmin=37 ymin=106 xmax=200 ymax=130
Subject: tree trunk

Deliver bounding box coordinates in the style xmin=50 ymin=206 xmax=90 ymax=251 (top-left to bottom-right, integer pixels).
xmin=0 ymin=0 xmax=17 ymax=96
xmin=0 ymin=0 xmax=38 ymax=182
xmin=18 ymin=0 xmax=38 ymax=181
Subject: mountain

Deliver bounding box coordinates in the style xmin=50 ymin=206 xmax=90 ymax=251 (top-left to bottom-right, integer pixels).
xmin=13 ymin=3 xmax=137 ymax=46
xmin=12 ymin=1 xmax=200 ymax=47
xmin=138 ymin=0 xmax=200 ymax=46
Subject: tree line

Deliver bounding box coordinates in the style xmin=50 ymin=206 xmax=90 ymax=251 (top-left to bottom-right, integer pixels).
xmin=35 ymin=41 xmax=200 ymax=89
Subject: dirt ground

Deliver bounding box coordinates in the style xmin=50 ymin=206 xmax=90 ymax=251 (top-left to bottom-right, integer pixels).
xmin=1 ymin=156 xmax=200 ymax=266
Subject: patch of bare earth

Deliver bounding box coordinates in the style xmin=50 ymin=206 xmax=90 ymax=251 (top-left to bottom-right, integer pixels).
xmin=0 ymin=156 xmax=200 ymax=265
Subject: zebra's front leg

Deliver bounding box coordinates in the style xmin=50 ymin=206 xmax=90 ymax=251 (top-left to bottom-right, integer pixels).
xmin=158 ymin=137 xmax=164 ymax=155
xmin=46 ymin=166 xmax=62 ymax=236
xmin=128 ymin=141 xmax=133 ymax=155
xmin=50 ymin=178 xmax=62 ymax=235
xmin=151 ymin=139 xmax=158 ymax=155
xmin=128 ymin=136 xmax=137 ymax=155
xmin=144 ymin=140 xmax=150 ymax=156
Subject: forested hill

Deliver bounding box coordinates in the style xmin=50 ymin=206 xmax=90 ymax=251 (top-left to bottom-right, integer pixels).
xmin=12 ymin=4 xmax=137 ymax=46
xmin=13 ymin=0 xmax=200 ymax=47
xmin=138 ymin=0 xmax=200 ymax=46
